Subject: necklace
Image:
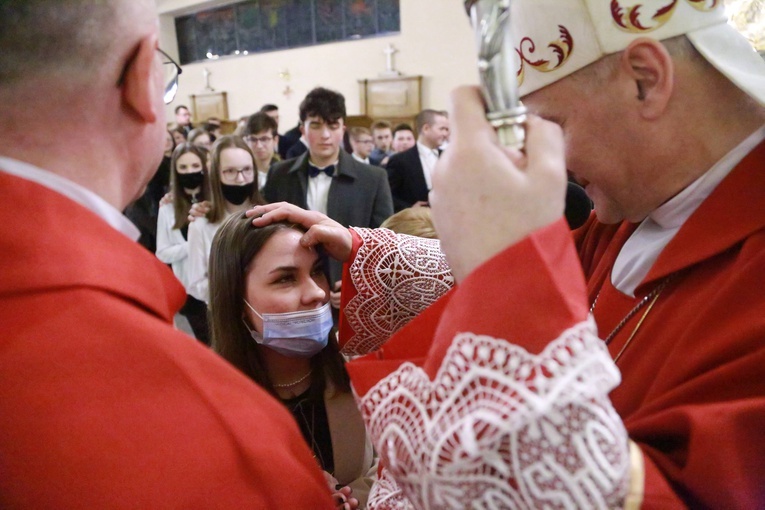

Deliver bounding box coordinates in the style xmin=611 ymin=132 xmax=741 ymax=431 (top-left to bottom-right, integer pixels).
xmin=289 ymin=396 xmax=327 ymax=470
xmin=273 ymin=370 xmax=313 ymax=388
xmin=590 ymin=274 xmax=676 ymax=363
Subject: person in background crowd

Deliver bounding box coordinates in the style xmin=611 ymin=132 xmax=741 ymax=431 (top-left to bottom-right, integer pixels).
xmin=203 ymin=117 xmax=222 ymax=138
xmin=174 ymin=104 xmax=192 ymax=135
xmin=243 ymin=112 xmax=280 ymax=191
xmin=124 ymin=129 xmax=175 ymax=252
xmin=369 ymin=120 xmax=393 ymax=166
xmin=187 ymin=127 xmax=213 ymax=152
xmin=209 ymin=215 xmax=375 ymax=508
xmin=156 ymin=143 xmax=211 ymax=344
xmin=377 ymin=124 xmax=415 ymax=168
xmin=187 ymin=135 xmax=265 ymax=305
xmin=0 ymin=0 xmax=335 ymax=507
xmin=348 ymin=127 xmax=375 ymax=165
xmin=390 ymin=123 xmax=415 ymax=154
xmin=171 ymin=125 xmax=187 ymax=145
xmin=379 ymin=206 xmax=437 ymax=239
xmin=386 ymin=109 xmax=450 ymax=212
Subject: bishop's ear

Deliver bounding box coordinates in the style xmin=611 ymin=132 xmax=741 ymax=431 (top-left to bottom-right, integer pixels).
xmin=121 ymin=34 xmax=159 ymax=124
xmin=620 ymin=38 xmax=674 ymax=120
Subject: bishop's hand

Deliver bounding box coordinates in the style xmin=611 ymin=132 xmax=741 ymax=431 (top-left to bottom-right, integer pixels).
xmin=247 ymin=202 xmax=353 ymax=263
xmin=429 ymin=86 xmax=567 ymax=283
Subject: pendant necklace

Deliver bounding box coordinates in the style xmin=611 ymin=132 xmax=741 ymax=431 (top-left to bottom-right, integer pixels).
xmin=291 ymin=396 xmax=325 ymax=470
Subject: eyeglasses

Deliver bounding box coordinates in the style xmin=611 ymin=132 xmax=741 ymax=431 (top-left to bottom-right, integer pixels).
xmin=244 ymin=135 xmax=274 ymax=145
xmin=221 ymin=166 xmax=255 ymax=180
xmin=158 ymin=48 xmax=182 ymax=105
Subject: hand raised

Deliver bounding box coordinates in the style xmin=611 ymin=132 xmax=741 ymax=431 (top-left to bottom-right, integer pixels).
xmin=429 ymin=86 xmax=566 ymax=282
xmin=247 ymin=202 xmax=353 ymax=262
xmin=187 ymin=200 xmax=211 ymax=223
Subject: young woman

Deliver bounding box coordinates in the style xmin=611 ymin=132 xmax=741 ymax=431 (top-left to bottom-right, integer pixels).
xmin=187 ymin=127 xmax=213 ymax=151
xmin=155 ymin=143 xmax=211 ymax=344
xmin=208 ymin=215 xmax=376 ymax=509
xmin=186 ymin=135 xmax=264 ymax=305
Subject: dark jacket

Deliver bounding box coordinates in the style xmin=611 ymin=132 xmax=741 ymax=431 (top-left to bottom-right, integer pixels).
xmin=385 ymin=145 xmax=429 ymax=212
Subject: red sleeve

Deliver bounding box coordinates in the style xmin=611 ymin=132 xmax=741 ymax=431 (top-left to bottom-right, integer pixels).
xmin=348 ymin=218 xmax=587 ymax=391
xmin=426 ymin=219 xmax=587 ymax=376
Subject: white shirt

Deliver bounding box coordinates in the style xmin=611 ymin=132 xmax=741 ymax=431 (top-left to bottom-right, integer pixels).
xmin=186 ymin=216 xmax=223 ymax=303
xmin=352 ymin=153 xmax=370 ymax=165
xmin=0 ymin=156 xmax=140 ymax=240
xmin=612 ymin=125 xmax=765 ymax=296
xmin=306 ymin=159 xmax=337 ymax=216
xmin=156 ymin=203 xmax=191 ymax=289
xmin=417 ymin=141 xmax=440 ymax=191
xmin=258 ymin=170 xmax=268 ymax=191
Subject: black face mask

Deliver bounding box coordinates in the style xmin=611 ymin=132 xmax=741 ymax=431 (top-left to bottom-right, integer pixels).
xmin=177 ymin=171 xmax=204 ymax=191
xmin=221 ymin=182 xmax=255 ymax=205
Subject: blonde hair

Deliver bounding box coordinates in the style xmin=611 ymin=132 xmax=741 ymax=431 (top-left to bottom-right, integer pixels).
xmin=381 ymin=207 xmax=438 ymax=239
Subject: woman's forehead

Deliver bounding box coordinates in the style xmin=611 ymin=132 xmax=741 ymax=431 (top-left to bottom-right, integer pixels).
xmin=252 ymin=229 xmax=317 ymax=269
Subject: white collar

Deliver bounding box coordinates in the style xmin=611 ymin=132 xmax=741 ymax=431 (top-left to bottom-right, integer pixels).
xmin=0 ymin=156 xmax=140 ymax=241
xmin=612 ymin=125 xmax=765 ymax=296
xmin=649 ymin=126 xmax=765 ymax=229
xmin=417 ymin=140 xmax=439 ymax=157
xmin=352 ymin=153 xmax=369 ymax=164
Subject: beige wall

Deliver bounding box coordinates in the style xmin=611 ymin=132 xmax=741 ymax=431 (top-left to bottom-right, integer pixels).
xmin=158 ymin=0 xmax=479 ymax=128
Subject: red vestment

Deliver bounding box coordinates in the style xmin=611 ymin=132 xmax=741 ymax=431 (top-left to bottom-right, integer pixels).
xmin=0 ymin=172 xmax=334 ymax=509
xmin=338 ymin=142 xmax=765 ymax=508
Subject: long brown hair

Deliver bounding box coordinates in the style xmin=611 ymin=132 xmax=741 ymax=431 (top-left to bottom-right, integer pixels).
xmin=169 ymin=143 xmax=210 ymax=230
xmin=208 ymin=213 xmax=350 ymax=400
xmin=207 ymin=135 xmax=265 ymax=224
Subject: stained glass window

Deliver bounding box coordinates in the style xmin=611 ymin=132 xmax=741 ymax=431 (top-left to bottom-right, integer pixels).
xmin=175 ymin=0 xmax=400 ymax=65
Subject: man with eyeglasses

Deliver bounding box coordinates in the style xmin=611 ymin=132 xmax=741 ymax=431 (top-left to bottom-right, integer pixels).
xmin=348 ymin=126 xmax=375 ymax=165
xmin=0 ymin=2 xmax=335 ymax=508
xmin=242 ymin=112 xmax=280 ymax=190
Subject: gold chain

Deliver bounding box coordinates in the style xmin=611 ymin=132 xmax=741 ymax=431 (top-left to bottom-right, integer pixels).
xmin=273 ymin=370 xmax=313 ymax=388
xmin=591 ymin=275 xmax=676 ymax=363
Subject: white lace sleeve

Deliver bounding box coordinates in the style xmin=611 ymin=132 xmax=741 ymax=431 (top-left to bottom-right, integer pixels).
xmin=367 ymin=467 xmax=416 ymax=510
xmin=343 ymin=228 xmax=454 ymax=356
xmin=357 ymin=318 xmax=632 ymax=509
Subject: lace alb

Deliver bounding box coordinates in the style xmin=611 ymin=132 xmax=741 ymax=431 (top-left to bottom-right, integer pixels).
xmin=358 ymin=318 xmax=631 ymax=509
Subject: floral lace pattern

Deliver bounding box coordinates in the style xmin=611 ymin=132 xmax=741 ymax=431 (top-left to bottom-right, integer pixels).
xmin=367 ymin=468 xmax=415 ymax=510
xmin=342 ymin=228 xmax=454 ymax=356
xmin=358 ymin=319 xmax=630 ymax=509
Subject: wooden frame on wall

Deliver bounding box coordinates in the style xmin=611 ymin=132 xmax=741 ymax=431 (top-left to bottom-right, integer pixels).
xmin=358 ymin=76 xmax=422 ymax=127
xmin=190 ymin=92 xmax=229 ymax=123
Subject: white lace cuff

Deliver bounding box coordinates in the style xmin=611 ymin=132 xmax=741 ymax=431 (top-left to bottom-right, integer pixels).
xmin=342 ymin=228 xmax=454 ymax=356
xmin=357 ymin=318 xmax=632 ymax=509
xmin=367 ymin=467 xmax=416 ymax=510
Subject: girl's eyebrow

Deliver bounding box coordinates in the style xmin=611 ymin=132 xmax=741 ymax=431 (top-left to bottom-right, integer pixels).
xmin=267 ymin=266 xmax=297 ymax=275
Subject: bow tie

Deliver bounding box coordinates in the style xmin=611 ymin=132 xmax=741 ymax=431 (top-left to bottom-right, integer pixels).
xmin=308 ymin=164 xmax=335 ymax=178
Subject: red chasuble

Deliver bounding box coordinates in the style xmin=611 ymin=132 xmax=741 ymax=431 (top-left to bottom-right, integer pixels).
xmin=338 ymin=141 xmax=765 ymax=508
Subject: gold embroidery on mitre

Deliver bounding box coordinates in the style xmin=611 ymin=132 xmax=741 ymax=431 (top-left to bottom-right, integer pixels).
xmin=516 ymin=25 xmax=574 ymax=86
xmin=611 ymin=0 xmax=719 ymax=33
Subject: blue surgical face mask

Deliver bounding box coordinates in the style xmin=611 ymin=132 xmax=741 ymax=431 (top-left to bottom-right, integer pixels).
xmin=243 ymin=301 xmax=332 ymax=358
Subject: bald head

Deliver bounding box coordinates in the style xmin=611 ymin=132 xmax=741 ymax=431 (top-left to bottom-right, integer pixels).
xmin=0 ymin=0 xmax=157 ymax=90
xmin=0 ymin=0 xmax=166 ymax=211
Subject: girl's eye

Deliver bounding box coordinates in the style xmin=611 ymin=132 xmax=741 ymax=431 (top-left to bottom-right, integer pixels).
xmin=274 ymin=274 xmax=295 ymax=284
